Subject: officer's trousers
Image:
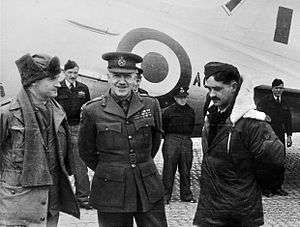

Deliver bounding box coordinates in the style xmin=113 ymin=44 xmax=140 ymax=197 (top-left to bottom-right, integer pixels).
xmin=97 ymin=199 xmax=167 ymax=227
xmin=162 ymin=134 xmax=193 ymax=201
xmin=69 ymin=125 xmax=91 ymax=202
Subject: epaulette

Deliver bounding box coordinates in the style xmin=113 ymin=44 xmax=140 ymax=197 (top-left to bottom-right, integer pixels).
xmin=0 ymin=98 xmax=13 ymax=107
xmin=81 ymin=95 xmax=106 ymax=109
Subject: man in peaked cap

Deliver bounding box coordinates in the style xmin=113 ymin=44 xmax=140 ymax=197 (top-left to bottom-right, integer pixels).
xmin=78 ymin=52 xmax=167 ymax=227
xmin=257 ymin=78 xmax=292 ymax=197
xmin=133 ymin=68 xmax=149 ymax=96
xmin=0 ymin=54 xmax=79 ymax=226
xmin=162 ymin=86 xmax=196 ymax=204
xmin=193 ymin=62 xmax=284 ymax=226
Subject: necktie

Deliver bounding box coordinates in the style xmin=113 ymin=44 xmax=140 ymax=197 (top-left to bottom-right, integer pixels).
xmin=119 ymin=100 xmax=129 ymax=114
xmin=70 ymin=83 xmax=75 ymax=90
xmin=276 ymin=97 xmax=280 ymax=103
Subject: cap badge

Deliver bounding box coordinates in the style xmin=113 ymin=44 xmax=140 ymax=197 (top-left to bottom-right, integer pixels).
xmin=117 ymin=56 xmax=126 ymax=67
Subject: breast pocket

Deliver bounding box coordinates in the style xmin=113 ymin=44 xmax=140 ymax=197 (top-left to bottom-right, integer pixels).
xmin=10 ymin=125 xmax=25 ymax=149
xmin=96 ymin=122 xmax=122 ymax=149
xmin=0 ymin=182 xmax=48 ymax=224
xmin=134 ymin=118 xmax=155 ymax=148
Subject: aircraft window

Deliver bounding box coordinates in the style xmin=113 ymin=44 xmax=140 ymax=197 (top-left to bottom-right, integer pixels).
xmin=0 ymin=83 xmax=5 ymax=97
xmin=274 ymin=6 xmax=293 ymax=45
xmin=222 ymin=0 xmax=244 ymax=15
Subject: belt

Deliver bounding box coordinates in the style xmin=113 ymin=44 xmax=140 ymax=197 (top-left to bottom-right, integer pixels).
xmin=97 ymin=152 xmax=151 ymax=168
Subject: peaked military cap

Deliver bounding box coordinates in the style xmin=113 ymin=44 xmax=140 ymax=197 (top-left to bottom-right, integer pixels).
xmin=174 ymin=86 xmax=189 ymax=98
xmin=102 ymin=51 xmax=143 ymax=74
xmin=272 ymin=78 xmax=284 ymax=87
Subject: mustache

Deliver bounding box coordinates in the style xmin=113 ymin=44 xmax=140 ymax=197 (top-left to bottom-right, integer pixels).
xmin=211 ymin=97 xmax=220 ymax=101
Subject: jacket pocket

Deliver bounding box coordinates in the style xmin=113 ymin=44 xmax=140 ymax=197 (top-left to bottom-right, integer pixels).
xmin=10 ymin=125 xmax=25 ymax=148
xmin=134 ymin=118 xmax=155 ymax=148
xmin=140 ymin=162 xmax=164 ymax=203
xmin=0 ymin=182 xmax=48 ymax=225
xmin=91 ymin=165 xmax=125 ymax=207
xmin=96 ymin=122 xmax=122 ymax=149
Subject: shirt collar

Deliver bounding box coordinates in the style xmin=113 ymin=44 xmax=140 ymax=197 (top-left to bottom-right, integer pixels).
xmin=110 ymin=89 xmax=132 ymax=104
xmin=65 ymin=79 xmax=76 ymax=89
xmin=273 ymin=94 xmax=281 ymax=102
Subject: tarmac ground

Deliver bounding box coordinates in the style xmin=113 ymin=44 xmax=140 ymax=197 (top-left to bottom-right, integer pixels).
xmin=59 ymin=134 xmax=300 ymax=227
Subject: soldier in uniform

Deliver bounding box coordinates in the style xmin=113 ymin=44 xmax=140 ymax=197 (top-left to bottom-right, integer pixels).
xmin=78 ymin=52 xmax=167 ymax=227
xmin=162 ymin=87 xmax=196 ymax=204
xmin=133 ymin=68 xmax=149 ymax=95
xmin=0 ymin=54 xmax=79 ymax=226
xmin=256 ymin=78 xmax=292 ymax=196
xmin=55 ymin=60 xmax=92 ymax=209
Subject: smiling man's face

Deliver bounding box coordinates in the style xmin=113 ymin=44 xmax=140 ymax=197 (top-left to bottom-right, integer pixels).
xmin=108 ymin=72 xmax=136 ymax=97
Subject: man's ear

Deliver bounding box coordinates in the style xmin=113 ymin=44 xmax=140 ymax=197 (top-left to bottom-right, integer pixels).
xmin=231 ymin=81 xmax=238 ymax=92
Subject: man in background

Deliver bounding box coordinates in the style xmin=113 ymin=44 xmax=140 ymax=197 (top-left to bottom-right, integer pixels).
xmin=257 ymin=78 xmax=292 ymax=196
xmin=56 ymin=60 xmax=92 ymax=209
xmin=133 ymin=68 xmax=149 ymax=95
xmin=162 ymin=87 xmax=196 ymax=204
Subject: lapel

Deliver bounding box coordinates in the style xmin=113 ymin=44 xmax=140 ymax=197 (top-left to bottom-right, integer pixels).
xmin=50 ymin=99 xmax=66 ymax=133
xmin=127 ymin=93 xmax=145 ymax=119
xmin=9 ymin=99 xmax=23 ymax=123
xmin=17 ymin=88 xmax=45 ymax=146
xmin=103 ymin=94 xmax=126 ymax=118
xmin=208 ymin=118 xmax=232 ymax=151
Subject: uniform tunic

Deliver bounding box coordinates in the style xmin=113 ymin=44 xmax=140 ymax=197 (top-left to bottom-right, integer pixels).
xmin=56 ymin=79 xmax=90 ymax=125
xmin=78 ymin=91 xmax=164 ymax=213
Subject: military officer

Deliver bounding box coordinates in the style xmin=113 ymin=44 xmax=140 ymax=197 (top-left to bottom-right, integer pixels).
xmin=56 ymin=60 xmax=92 ymax=209
xmin=78 ymin=51 xmax=167 ymax=227
xmin=133 ymin=68 xmax=149 ymax=95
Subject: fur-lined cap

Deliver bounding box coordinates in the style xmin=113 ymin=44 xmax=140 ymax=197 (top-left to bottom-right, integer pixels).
xmin=15 ymin=53 xmax=61 ymax=87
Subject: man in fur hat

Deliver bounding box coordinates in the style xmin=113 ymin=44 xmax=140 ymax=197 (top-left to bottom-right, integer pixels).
xmin=0 ymin=54 xmax=80 ymax=226
xmin=193 ymin=62 xmax=284 ymax=226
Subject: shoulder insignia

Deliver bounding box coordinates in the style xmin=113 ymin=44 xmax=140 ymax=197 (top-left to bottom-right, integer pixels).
xmin=82 ymin=95 xmax=106 ymax=109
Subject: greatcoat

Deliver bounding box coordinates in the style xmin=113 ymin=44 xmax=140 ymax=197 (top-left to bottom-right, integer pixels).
xmin=0 ymin=88 xmax=80 ymax=226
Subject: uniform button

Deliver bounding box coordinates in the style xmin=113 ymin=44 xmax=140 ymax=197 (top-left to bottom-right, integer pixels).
xmin=96 ymin=152 xmax=100 ymax=155
xmin=131 ymin=164 xmax=136 ymax=168
xmin=145 ymin=124 xmax=149 ymax=127
xmin=130 ymin=149 xmax=134 ymax=153
xmin=41 ymin=201 xmax=46 ymax=205
xmin=40 ymin=217 xmax=45 ymax=221
xmin=126 ymin=121 xmax=130 ymax=124
xmin=104 ymin=178 xmax=108 ymax=182
xmin=105 ymin=128 xmax=109 ymax=131
xmin=128 ymin=135 xmax=132 ymax=139
xmin=11 ymin=189 xmax=16 ymax=195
